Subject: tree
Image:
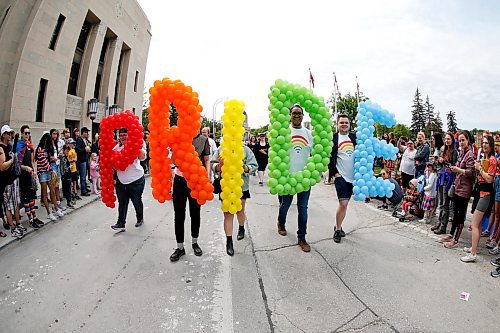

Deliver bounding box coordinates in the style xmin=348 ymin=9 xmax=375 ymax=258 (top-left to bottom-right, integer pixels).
xmin=446 ymin=110 xmax=458 ymax=133
xmin=250 ymin=124 xmax=269 ymax=138
xmin=392 ymin=124 xmax=413 ymax=140
xmin=423 ymin=95 xmax=435 ymax=127
xmin=142 ymin=90 xmax=150 ymax=131
xmin=201 ymin=116 xmax=222 ymax=140
xmin=333 ymin=92 xmax=369 ymax=122
xmin=434 ymin=111 xmax=444 ymax=133
xmin=410 ymin=88 xmax=425 ymax=135
xmin=169 ymin=103 xmax=178 ymax=126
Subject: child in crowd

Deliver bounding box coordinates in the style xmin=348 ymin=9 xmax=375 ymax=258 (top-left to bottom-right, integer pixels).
xmin=61 ymin=145 xmax=74 ymax=208
xmin=67 ymin=138 xmax=80 ymax=201
xmin=89 ymin=152 xmax=100 ymax=195
xmin=420 ymin=162 xmax=438 ymax=223
xmin=400 ymin=179 xmax=420 ymax=217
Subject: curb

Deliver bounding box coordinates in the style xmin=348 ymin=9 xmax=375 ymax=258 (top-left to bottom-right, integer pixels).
xmin=0 ymin=195 xmax=101 ymax=252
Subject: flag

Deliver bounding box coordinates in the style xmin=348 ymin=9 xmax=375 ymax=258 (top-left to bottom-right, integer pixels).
xmin=333 ymin=72 xmax=339 ymax=94
xmin=309 ymin=68 xmax=315 ymax=88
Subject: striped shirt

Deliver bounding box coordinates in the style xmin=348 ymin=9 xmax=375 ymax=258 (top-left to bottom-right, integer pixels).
xmin=36 ymin=147 xmax=51 ymax=173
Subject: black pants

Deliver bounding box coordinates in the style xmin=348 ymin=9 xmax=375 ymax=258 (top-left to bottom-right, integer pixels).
xmin=62 ymin=175 xmax=72 ymax=205
xmin=115 ymin=176 xmax=145 ymax=226
xmin=450 ymin=195 xmax=469 ymax=241
xmin=173 ymin=175 xmax=200 ymax=244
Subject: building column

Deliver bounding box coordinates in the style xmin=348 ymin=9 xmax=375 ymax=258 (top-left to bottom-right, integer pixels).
xmin=78 ymin=21 xmax=107 ymax=130
xmin=101 ymin=37 xmax=122 ymax=110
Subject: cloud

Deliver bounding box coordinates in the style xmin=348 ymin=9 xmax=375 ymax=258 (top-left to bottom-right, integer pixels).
xmin=138 ymin=0 xmax=500 ymax=130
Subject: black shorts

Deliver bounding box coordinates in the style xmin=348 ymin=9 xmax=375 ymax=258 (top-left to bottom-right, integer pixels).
xmin=401 ymin=172 xmax=413 ymax=189
xmin=219 ymin=190 xmax=251 ymax=201
xmin=71 ymin=172 xmax=78 ymax=182
xmin=334 ymin=176 xmax=353 ymax=201
xmin=257 ymin=159 xmax=268 ymax=172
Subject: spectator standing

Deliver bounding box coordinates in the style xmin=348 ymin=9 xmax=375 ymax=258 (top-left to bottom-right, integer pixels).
xmin=398 ymin=138 xmax=416 ymax=191
xmin=60 ymin=145 xmax=75 ymax=209
xmin=254 ymin=133 xmax=269 ymax=186
xmin=201 ymin=127 xmax=217 ymax=181
xmin=89 ymin=152 xmax=100 ymax=195
xmin=414 ymin=132 xmax=430 ymax=178
xmin=75 ymin=127 xmax=91 ymax=196
xmin=420 ymin=162 xmax=438 ymax=224
xmin=49 ymin=129 xmax=64 ymax=211
xmin=36 ymin=133 xmax=62 ymax=221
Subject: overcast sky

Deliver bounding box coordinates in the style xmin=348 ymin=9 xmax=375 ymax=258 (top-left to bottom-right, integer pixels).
xmin=138 ymin=0 xmax=500 ymax=131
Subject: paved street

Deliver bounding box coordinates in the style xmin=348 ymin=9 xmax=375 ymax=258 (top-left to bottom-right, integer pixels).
xmin=0 ymin=176 xmax=499 ymax=333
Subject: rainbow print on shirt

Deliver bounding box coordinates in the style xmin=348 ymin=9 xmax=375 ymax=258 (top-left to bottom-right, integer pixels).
xmin=339 ymin=140 xmax=354 ymax=157
xmin=292 ymin=135 xmax=309 ymax=154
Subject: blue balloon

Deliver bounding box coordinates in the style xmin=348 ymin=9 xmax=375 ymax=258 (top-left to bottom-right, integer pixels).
xmin=363 ymin=172 xmax=371 ymax=181
xmin=359 ymin=166 xmax=367 ymax=174
xmin=353 ymin=186 xmax=360 ymax=194
xmin=361 ymin=186 xmax=369 ymax=194
xmin=357 ymin=179 xmax=366 ymax=187
xmin=354 ymin=172 xmax=362 ymax=180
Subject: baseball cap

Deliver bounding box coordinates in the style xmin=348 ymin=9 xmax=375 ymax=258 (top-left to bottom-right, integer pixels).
xmin=67 ymin=138 xmax=76 ymax=144
xmin=81 ymin=127 xmax=90 ymax=133
xmin=1 ymin=125 xmax=14 ymax=136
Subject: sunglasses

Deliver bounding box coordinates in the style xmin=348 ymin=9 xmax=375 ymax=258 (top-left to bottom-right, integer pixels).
xmin=24 ymin=131 xmax=30 ymax=135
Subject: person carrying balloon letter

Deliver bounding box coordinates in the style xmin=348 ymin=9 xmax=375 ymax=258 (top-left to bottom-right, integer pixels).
xmin=276 ymin=104 xmax=315 ymax=252
xmin=110 ymin=128 xmax=147 ymax=232
xmin=169 ymin=133 xmax=211 ymax=262
xmin=211 ymin=144 xmax=258 ymax=256
xmin=419 ymin=161 xmax=438 ymax=224
xmin=328 ymin=114 xmax=356 ymax=243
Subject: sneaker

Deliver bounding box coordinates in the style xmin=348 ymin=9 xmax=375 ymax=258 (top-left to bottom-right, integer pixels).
xmin=485 ymin=240 xmax=496 ymax=249
xmin=135 ymin=219 xmax=144 ymax=227
xmin=2 ymin=219 xmax=9 ymax=230
xmin=58 ymin=204 xmax=67 ymax=211
xmin=430 ymin=225 xmax=440 ymax=232
xmin=71 ymin=200 xmax=77 ymax=206
xmin=277 ymin=223 xmax=287 ymax=236
xmin=490 ymin=257 xmax=500 ymax=267
xmin=81 ymin=192 xmax=90 ymax=197
xmin=16 ymin=224 xmax=27 ymax=232
xmin=298 ymin=239 xmax=311 ymax=252
xmin=334 ymin=227 xmax=346 ymax=238
xmin=463 ymin=247 xmax=471 ymax=253
xmin=489 ymin=246 xmax=500 ymax=255
xmin=192 ymin=243 xmax=203 ymax=256
xmin=170 ymin=248 xmax=185 ymax=262
xmin=55 ymin=210 xmax=64 ymax=217
xmin=481 ymin=231 xmax=490 ymax=237
xmin=29 ymin=221 xmax=40 ymax=230
xmin=11 ymin=228 xmax=23 ymax=239
xmin=444 ymin=240 xmax=458 ymax=248
xmin=333 ymin=229 xmax=342 ymax=243
xmin=491 ymin=267 xmax=500 ymax=278
xmin=33 ymin=218 xmax=44 ymax=227
xmin=111 ymin=223 xmax=125 ymax=232
xmin=237 ymin=227 xmax=245 ymax=240
xmin=47 ymin=213 xmax=58 ymax=221
xmin=460 ymin=253 xmax=477 ymax=263
xmin=67 ymin=202 xmax=75 ymax=209
xmin=75 ymin=195 xmax=82 ymax=201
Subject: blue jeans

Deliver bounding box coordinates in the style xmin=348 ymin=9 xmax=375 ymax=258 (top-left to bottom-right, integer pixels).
xmin=277 ymin=189 xmax=311 ymax=240
xmin=78 ymin=161 xmax=88 ymax=194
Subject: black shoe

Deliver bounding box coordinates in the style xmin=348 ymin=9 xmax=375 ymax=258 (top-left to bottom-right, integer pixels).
xmin=170 ymin=248 xmax=185 ymax=262
xmin=192 ymin=243 xmax=203 ymax=256
xmin=111 ymin=223 xmax=125 ymax=232
xmin=2 ymin=219 xmax=9 ymax=230
xmin=237 ymin=227 xmax=245 ymax=240
xmin=81 ymin=192 xmax=90 ymax=197
xmin=135 ymin=219 xmax=144 ymax=227
xmin=226 ymin=239 xmax=234 ymax=256
xmin=334 ymin=227 xmax=346 ymax=237
xmin=492 ymin=267 xmax=500 ymax=278
xmin=75 ymin=195 xmax=82 ymax=200
xmin=333 ymin=229 xmax=342 ymax=243
xmin=29 ymin=221 xmax=40 ymax=230
xmin=33 ymin=218 xmax=45 ymax=228
xmin=16 ymin=224 xmax=27 ymax=232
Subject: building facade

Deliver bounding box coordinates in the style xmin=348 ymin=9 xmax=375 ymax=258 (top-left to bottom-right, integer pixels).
xmin=0 ymin=0 xmax=151 ymax=141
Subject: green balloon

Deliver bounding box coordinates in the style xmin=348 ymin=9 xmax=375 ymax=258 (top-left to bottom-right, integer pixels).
xmin=321 ymin=138 xmax=330 ymax=147
xmin=279 ymin=162 xmax=288 ymax=171
xmin=311 ymin=104 xmax=319 ymax=112
xmin=303 ymin=170 xmax=311 ymax=179
xmin=279 ymin=127 xmax=289 ymax=136
xmin=313 ymin=155 xmax=322 ymax=163
xmin=284 ymin=183 xmax=292 ymax=193
xmin=289 ymin=177 xmax=298 ymax=187
xmin=276 ymin=184 xmax=284 ymax=193
xmin=272 ymin=169 xmax=281 ymax=178
xmin=322 ymin=157 xmax=330 ymax=165
xmin=307 ymin=162 xmax=316 ymax=172
xmin=315 ymin=163 xmax=323 ymax=171
xmin=271 ymin=88 xmax=280 ymax=96
xmin=276 ymin=136 xmax=285 ymax=145
xmin=270 ymin=97 xmax=278 ymax=104
xmin=315 ymin=124 xmax=324 ymax=132
xmin=319 ymin=130 xmax=328 ymax=139
xmin=297 ymin=95 xmax=304 ymax=102
xmin=278 ymin=176 xmax=288 ymax=185
xmin=277 ymin=114 xmax=287 ymax=123
xmin=268 ymin=150 xmax=277 ymax=160
xmin=273 ymin=122 xmax=281 ymax=131
xmin=275 ymin=101 xmax=284 ymax=109
xmin=295 ymin=172 xmax=303 ymax=182
xmin=280 ymin=107 xmax=289 ymax=115
xmin=270 ymin=109 xmax=280 ymax=119
xmin=273 ymin=156 xmax=281 ymax=165
xmin=286 ymin=91 xmax=293 ymax=99
xmin=312 ymin=170 xmax=320 ymax=179
xmin=267 ymin=178 xmax=278 ymax=187
xmin=270 ymin=129 xmax=279 ymax=138
xmin=289 ymin=188 xmax=297 ymax=196
xmin=296 ymin=183 xmax=304 ymax=193
xmin=269 ymin=187 xmax=278 ymax=195
xmin=309 ymin=178 xmax=317 ymax=187
xmin=268 ymin=138 xmax=276 ymax=146
xmin=304 ymin=100 xmax=312 ymax=108
xmin=278 ymin=94 xmax=286 ymax=102
xmin=314 ymin=144 xmax=324 ymax=153
xmin=302 ymin=178 xmax=310 ymax=188
xmin=278 ymin=149 xmax=288 ymax=158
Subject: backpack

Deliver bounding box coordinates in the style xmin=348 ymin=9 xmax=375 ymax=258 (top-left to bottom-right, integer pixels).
xmin=0 ymin=144 xmax=19 ymax=186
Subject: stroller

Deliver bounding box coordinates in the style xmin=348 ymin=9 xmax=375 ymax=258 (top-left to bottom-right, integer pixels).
xmin=395 ymin=177 xmax=425 ymax=222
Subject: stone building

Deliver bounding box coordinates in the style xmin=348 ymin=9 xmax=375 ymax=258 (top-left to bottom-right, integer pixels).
xmin=0 ymin=0 xmax=151 ymax=141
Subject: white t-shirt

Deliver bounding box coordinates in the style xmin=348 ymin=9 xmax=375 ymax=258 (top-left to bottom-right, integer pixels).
xmin=336 ymin=134 xmax=355 ymax=183
xmin=113 ymin=141 xmax=146 ymax=184
xmin=289 ymin=127 xmax=313 ymax=173
xmin=208 ymin=137 xmax=217 ymax=157
xmin=400 ymin=147 xmax=416 ymax=176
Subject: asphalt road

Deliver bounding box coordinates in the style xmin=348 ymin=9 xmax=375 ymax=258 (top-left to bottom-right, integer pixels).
xmin=0 ymin=176 xmax=499 ymax=333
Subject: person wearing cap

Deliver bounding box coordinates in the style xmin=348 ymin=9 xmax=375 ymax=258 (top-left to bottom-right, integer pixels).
xmin=254 ymin=132 xmax=269 ymax=186
xmin=398 ymin=137 xmax=416 ymax=192
xmin=67 ymin=138 xmax=79 ymax=202
xmin=110 ymin=128 xmax=147 ymax=232
xmin=72 ymin=128 xmax=80 ymax=140
xmin=0 ymin=125 xmax=25 ymax=238
xmin=328 ymin=113 xmax=357 ymax=244
xmin=75 ymin=127 xmax=91 ymax=196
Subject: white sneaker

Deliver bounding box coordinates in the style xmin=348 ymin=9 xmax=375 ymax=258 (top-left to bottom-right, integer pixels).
xmin=47 ymin=213 xmax=58 ymax=221
xmin=486 ymin=240 xmax=497 ymax=249
xmin=55 ymin=210 xmax=64 ymax=217
xmin=463 ymin=247 xmax=471 ymax=253
xmin=460 ymin=253 xmax=477 ymax=263
xmin=489 ymin=246 xmax=500 ymax=255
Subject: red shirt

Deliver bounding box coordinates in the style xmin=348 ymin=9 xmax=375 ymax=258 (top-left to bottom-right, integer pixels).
xmin=479 ymin=155 xmax=497 ymax=198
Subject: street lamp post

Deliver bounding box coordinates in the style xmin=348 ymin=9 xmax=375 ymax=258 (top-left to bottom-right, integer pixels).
xmin=212 ymin=98 xmax=225 ymax=139
xmin=87 ymin=98 xmax=98 ymax=121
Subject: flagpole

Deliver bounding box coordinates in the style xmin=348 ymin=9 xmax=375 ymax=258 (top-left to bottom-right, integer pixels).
xmin=308 ymin=67 xmax=312 ymax=89
xmin=356 ymin=75 xmax=360 ymax=106
xmin=333 ymin=72 xmax=337 ymax=119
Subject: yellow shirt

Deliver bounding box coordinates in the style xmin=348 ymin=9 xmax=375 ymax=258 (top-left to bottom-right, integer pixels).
xmin=68 ymin=149 xmax=77 ymax=173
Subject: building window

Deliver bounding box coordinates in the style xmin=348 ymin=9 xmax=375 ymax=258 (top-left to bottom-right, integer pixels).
xmin=67 ymin=20 xmax=91 ymax=95
xmin=114 ymin=49 xmax=125 ymax=104
xmin=36 ymin=79 xmax=48 ymax=122
xmin=134 ymin=71 xmax=139 ymax=92
xmin=0 ymin=6 xmax=10 ymax=31
xmin=49 ymin=14 xmax=65 ymax=50
xmin=94 ymin=37 xmax=109 ymax=100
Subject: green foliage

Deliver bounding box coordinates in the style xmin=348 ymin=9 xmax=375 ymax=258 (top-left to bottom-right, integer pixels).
xmin=250 ymin=124 xmax=269 ymax=138
xmin=447 ymin=110 xmax=458 ymax=133
xmin=375 ymin=123 xmax=412 ymax=140
xmin=334 ymin=92 xmax=369 ymax=122
xmin=141 ymin=108 xmax=149 ymax=131
xmin=201 ymin=116 xmax=222 ymax=140
xmin=410 ymin=88 xmax=425 ymax=135
xmin=169 ymin=103 xmax=178 ymax=126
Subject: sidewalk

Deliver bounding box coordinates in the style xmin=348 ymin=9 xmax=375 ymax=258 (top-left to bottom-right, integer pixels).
xmin=0 ymin=192 xmax=101 ymax=251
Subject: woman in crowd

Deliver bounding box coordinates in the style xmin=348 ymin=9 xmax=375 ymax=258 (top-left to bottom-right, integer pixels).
xmin=441 ymin=131 xmax=475 ymax=249
xmin=16 ymin=125 xmax=44 ymax=229
xmin=432 ymin=132 xmax=458 ymax=235
xmin=254 ymin=133 xmax=269 ymax=186
xmin=91 ymin=133 xmax=100 ymax=156
xmin=0 ymin=125 xmax=25 ymax=238
xmin=414 ymin=131 xmax=430 ymax=178
xmin=388 ymin=132 xmax=396 ymax=146
xmin=431 ymin=133 xmax=444 ymax=162
xmin=36 ymin=133 xmax=62 ymax=221
xmin=212 ymin=144 xmax=258 ymax=256
xmin=50 ymin=129 xmax=64 ymax=212
xmin=461 ymin=135 xmax=496 ymax=262
xmin=247 ymin=135 xmax=257 ymax=151
xmin=398 ymin=137 xmax=416 ymax=192
xmin=110 ymin=128 xmax=146 ymax=232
